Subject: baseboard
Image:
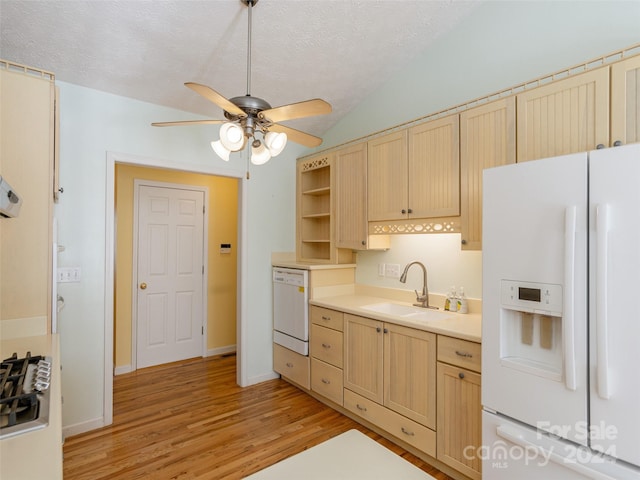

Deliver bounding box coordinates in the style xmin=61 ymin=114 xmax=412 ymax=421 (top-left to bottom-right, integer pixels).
xmin=114 ymin=364 xmax=133 ymax=376
xmin=63 ymin=416 xmax=106 ymax=440
xmin=206 ymin=345 xmax=236 ymax=357
xmin=246 ymin=371 xmax=279 ymax=386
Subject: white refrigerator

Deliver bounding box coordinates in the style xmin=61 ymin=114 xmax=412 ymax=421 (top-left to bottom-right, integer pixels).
xmin=481 ymin=143 xmax=640 ymax=479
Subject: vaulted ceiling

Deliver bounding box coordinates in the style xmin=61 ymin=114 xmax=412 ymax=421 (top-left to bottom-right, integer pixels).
xmin=0 ymin=0 xmax=481 ymax=137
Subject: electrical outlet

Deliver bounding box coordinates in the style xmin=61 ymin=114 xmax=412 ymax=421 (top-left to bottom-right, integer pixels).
xmin=385 ymin=263 xmax=401 ymax=279
xmin=378 ymin=263 xmax=385 ymax=276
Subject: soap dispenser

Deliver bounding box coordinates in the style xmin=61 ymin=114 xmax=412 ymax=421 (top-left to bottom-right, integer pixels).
xmin=444 ymin=286 xmax=457 ymax=311
xmin=457 ymin=287 xmax=468 ymax=314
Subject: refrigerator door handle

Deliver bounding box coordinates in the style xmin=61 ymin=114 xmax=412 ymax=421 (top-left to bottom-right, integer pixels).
xmin=496 ymin=424 xmax=617 ymax=480
xmin=596 ymin=204 xmax=611 ymax=399
xmin=563 ymin=206 xmax=577 ymax=391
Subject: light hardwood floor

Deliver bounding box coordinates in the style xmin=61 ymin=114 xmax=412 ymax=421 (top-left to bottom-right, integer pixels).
xmin=63 ymin=354 xmax=453 ymax=480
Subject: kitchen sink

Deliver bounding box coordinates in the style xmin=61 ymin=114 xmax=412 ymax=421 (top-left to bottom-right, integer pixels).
xmin=360 ymin=302 xmax=453 ymax=321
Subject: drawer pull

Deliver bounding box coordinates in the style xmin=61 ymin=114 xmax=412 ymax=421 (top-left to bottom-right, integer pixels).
xmin=286 ymin=362 xmax=294 ymax=368
xmin=401 ymin=427 xmax=415 ymax=437
xmin=321 ymin=378 xmax=331 ymax=384
xmin=455 ymin=350 xmax=473 ymax=358
xmin=322 ymin=343 xmax=332 ymax=349
xmin=356 ymin=403 xmax=367 ymax=412
xmin=321 ymin=315 xmax=331 ymax=321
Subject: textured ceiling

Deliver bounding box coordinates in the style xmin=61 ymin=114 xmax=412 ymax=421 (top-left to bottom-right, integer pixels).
xmin=0 ymin=0 xmax=481 ymax=139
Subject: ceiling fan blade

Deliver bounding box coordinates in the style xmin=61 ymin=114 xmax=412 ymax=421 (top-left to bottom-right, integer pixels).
xmin=260 ymin=99 xmax=331 ymax=123
xmin=185 ymin=82 xmax=246 ymax=117
xmin=270 ymin=124 xmax=323 ymax=148
xmin=151 ymin=119 xmax=224 ymax=127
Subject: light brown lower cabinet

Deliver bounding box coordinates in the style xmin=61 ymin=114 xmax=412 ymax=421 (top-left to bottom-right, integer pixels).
xmin=273 ymin=343 xmax=310 ymax=390
xmin=305 ymin=307 xmax=482 ymax=479
xmin=437 ymin=336 xmax=482 ymax=480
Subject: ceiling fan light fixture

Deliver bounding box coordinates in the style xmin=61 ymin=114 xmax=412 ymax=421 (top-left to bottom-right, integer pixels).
xmin=264 ymin=131 xmax=287 ymax=157
xmin=251 ymin=139 xmax=272 ymax=165
xmin=219 ymin=122 xmax=246 ymax=151
xmin=211 ymin=140 xmax=231 ymax=161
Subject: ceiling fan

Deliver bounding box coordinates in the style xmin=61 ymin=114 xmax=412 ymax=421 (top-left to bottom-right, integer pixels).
xmin=152 ymin=0 xmax=332 ymax=165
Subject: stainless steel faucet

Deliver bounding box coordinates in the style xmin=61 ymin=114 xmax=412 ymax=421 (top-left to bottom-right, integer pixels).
xmin=399 ymin=261 xmax=437 ymax=309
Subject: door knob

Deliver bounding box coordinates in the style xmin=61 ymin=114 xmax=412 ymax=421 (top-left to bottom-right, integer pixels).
xmin=140 ymin=282 xmax=147 ymax=290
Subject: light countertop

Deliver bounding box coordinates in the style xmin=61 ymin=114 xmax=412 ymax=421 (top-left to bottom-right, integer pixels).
xmin=310 ymin=294 xmax=481 ymax=342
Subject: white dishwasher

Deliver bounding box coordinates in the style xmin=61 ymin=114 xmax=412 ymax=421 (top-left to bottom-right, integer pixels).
xmin=272 ymin=267 xmax=309 ymax=356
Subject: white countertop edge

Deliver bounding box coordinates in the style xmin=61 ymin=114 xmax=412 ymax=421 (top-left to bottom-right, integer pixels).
xmin=310 ymin=294 xmax=481 ymax=343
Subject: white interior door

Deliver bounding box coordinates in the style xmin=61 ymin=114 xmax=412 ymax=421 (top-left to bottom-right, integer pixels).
xmin=136 ymin=184 xmax=204 ymax=369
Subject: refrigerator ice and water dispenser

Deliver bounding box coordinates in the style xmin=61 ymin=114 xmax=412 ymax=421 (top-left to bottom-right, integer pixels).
xmin=499 ymin=280 xmax=564 ymax=381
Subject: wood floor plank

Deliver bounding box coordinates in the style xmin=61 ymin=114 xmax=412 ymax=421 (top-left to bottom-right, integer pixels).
xmin=63 ymin=355 xmax=453 ymax=480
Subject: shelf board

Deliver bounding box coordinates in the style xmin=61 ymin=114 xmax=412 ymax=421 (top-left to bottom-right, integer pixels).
xmin=302 ymin=212 xmax=330 ymax=219
xmin=302 ymin=239 xmax=331 ymax=243
xmin=302 ymin=186 xmax=330 ymax=196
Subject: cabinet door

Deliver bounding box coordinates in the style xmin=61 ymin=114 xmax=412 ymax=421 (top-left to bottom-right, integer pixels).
xmin=437 ymin=362 xmax=481 ymax=480
xmin=611 ymin=55 xmax=640 ymax=146
xmin=516 ymin=67 xmax=609 ymax=162
xmin=367 ymin=130 xmax=408 ymax=221
xmin=384 ymin=323 xmax=436 ymax=429
xmin=343 ymin=314 xmax=384 ymax=404
xmin=460 ymin=97 xmax=516 ymax=250
xmin=335 ymin=143 xmax=368 ymax=250
xmin=408 ymin=115 xmax=460 ymax=218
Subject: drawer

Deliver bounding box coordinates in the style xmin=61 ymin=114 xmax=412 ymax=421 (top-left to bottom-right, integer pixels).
xmin=310 ymin=324 xmax=343 ymax=368
xmin=344 ymin=389 xmax=436 ymax=457
xmin=311 ymin=358 xmax=343 ymax=406
xmin=437 ymin=336 xmax=481 ymax=373
xmin=273 ymin=343 xmax=310 ymax=389
xmin=310 ymin=306 xmax=344 ymax=331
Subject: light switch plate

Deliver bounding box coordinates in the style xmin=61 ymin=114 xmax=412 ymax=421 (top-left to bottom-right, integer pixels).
xmin=57 ymin=267 xmax=81 ymax=283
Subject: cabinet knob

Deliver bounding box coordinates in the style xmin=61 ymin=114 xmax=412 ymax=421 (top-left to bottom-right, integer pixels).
xmin=461 ymin=239 xmax=467 ymax=245
xmin=596 ymin=144 xmax=605 ymax=149
xmin=376 ymin=327 xmax=381 ymax=333
xmin=459 ymin=372 xmax=465 ymax=379
xmin=361 ymin=240 xmax=366 ymax=246
xmin=407 ymin=208 xmax=413 ymax=214
xmin=383 ymin=328 xmax=388 ymax=334
xmin=401 ymin=209 xmax=407 ymax=214
xmin=613 ymin=140 xmax=623 ymax=147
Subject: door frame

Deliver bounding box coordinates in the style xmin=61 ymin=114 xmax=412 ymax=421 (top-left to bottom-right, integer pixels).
xmin=131 ymin=179 xmax=209 ymax=372
xmin=104 ymin=151 xmax=247 ymax=427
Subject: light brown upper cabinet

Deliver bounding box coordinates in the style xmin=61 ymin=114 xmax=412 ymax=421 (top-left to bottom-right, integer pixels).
xmin=611 ymin=55 xmax=640 ymax=146
xmin=367 ymin=115 xmax=460 ymax=222
xmin=460 ymin=97 xmax=516 ymax=250
xmin=367 ymin=130 xmax=408 ymax=222
xmin=335 ymin=143 xmax=368 ymax=250
xmin=516 ymin=67 xmax=610 ymax=162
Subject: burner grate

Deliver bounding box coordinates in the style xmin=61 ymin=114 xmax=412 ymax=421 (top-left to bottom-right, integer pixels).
xmin=0 ymin=352 xmax=43 ymax=429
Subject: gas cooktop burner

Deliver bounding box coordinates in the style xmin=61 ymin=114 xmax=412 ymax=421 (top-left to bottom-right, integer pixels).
xmin=0 ymin=352 xmax=52 ymax=439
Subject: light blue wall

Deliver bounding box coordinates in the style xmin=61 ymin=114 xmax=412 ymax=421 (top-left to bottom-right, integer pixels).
xmin=55 ymin=82 xmax=300 ymax=431
xmin=318 ymin=0 xmax=640 ymax=300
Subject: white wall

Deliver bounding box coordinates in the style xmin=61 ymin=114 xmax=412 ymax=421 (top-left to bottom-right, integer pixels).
xmin=55 ymin=82 xmax=299 ymax=432
xmin=320 ymin=0 xmax=640 ymax=301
